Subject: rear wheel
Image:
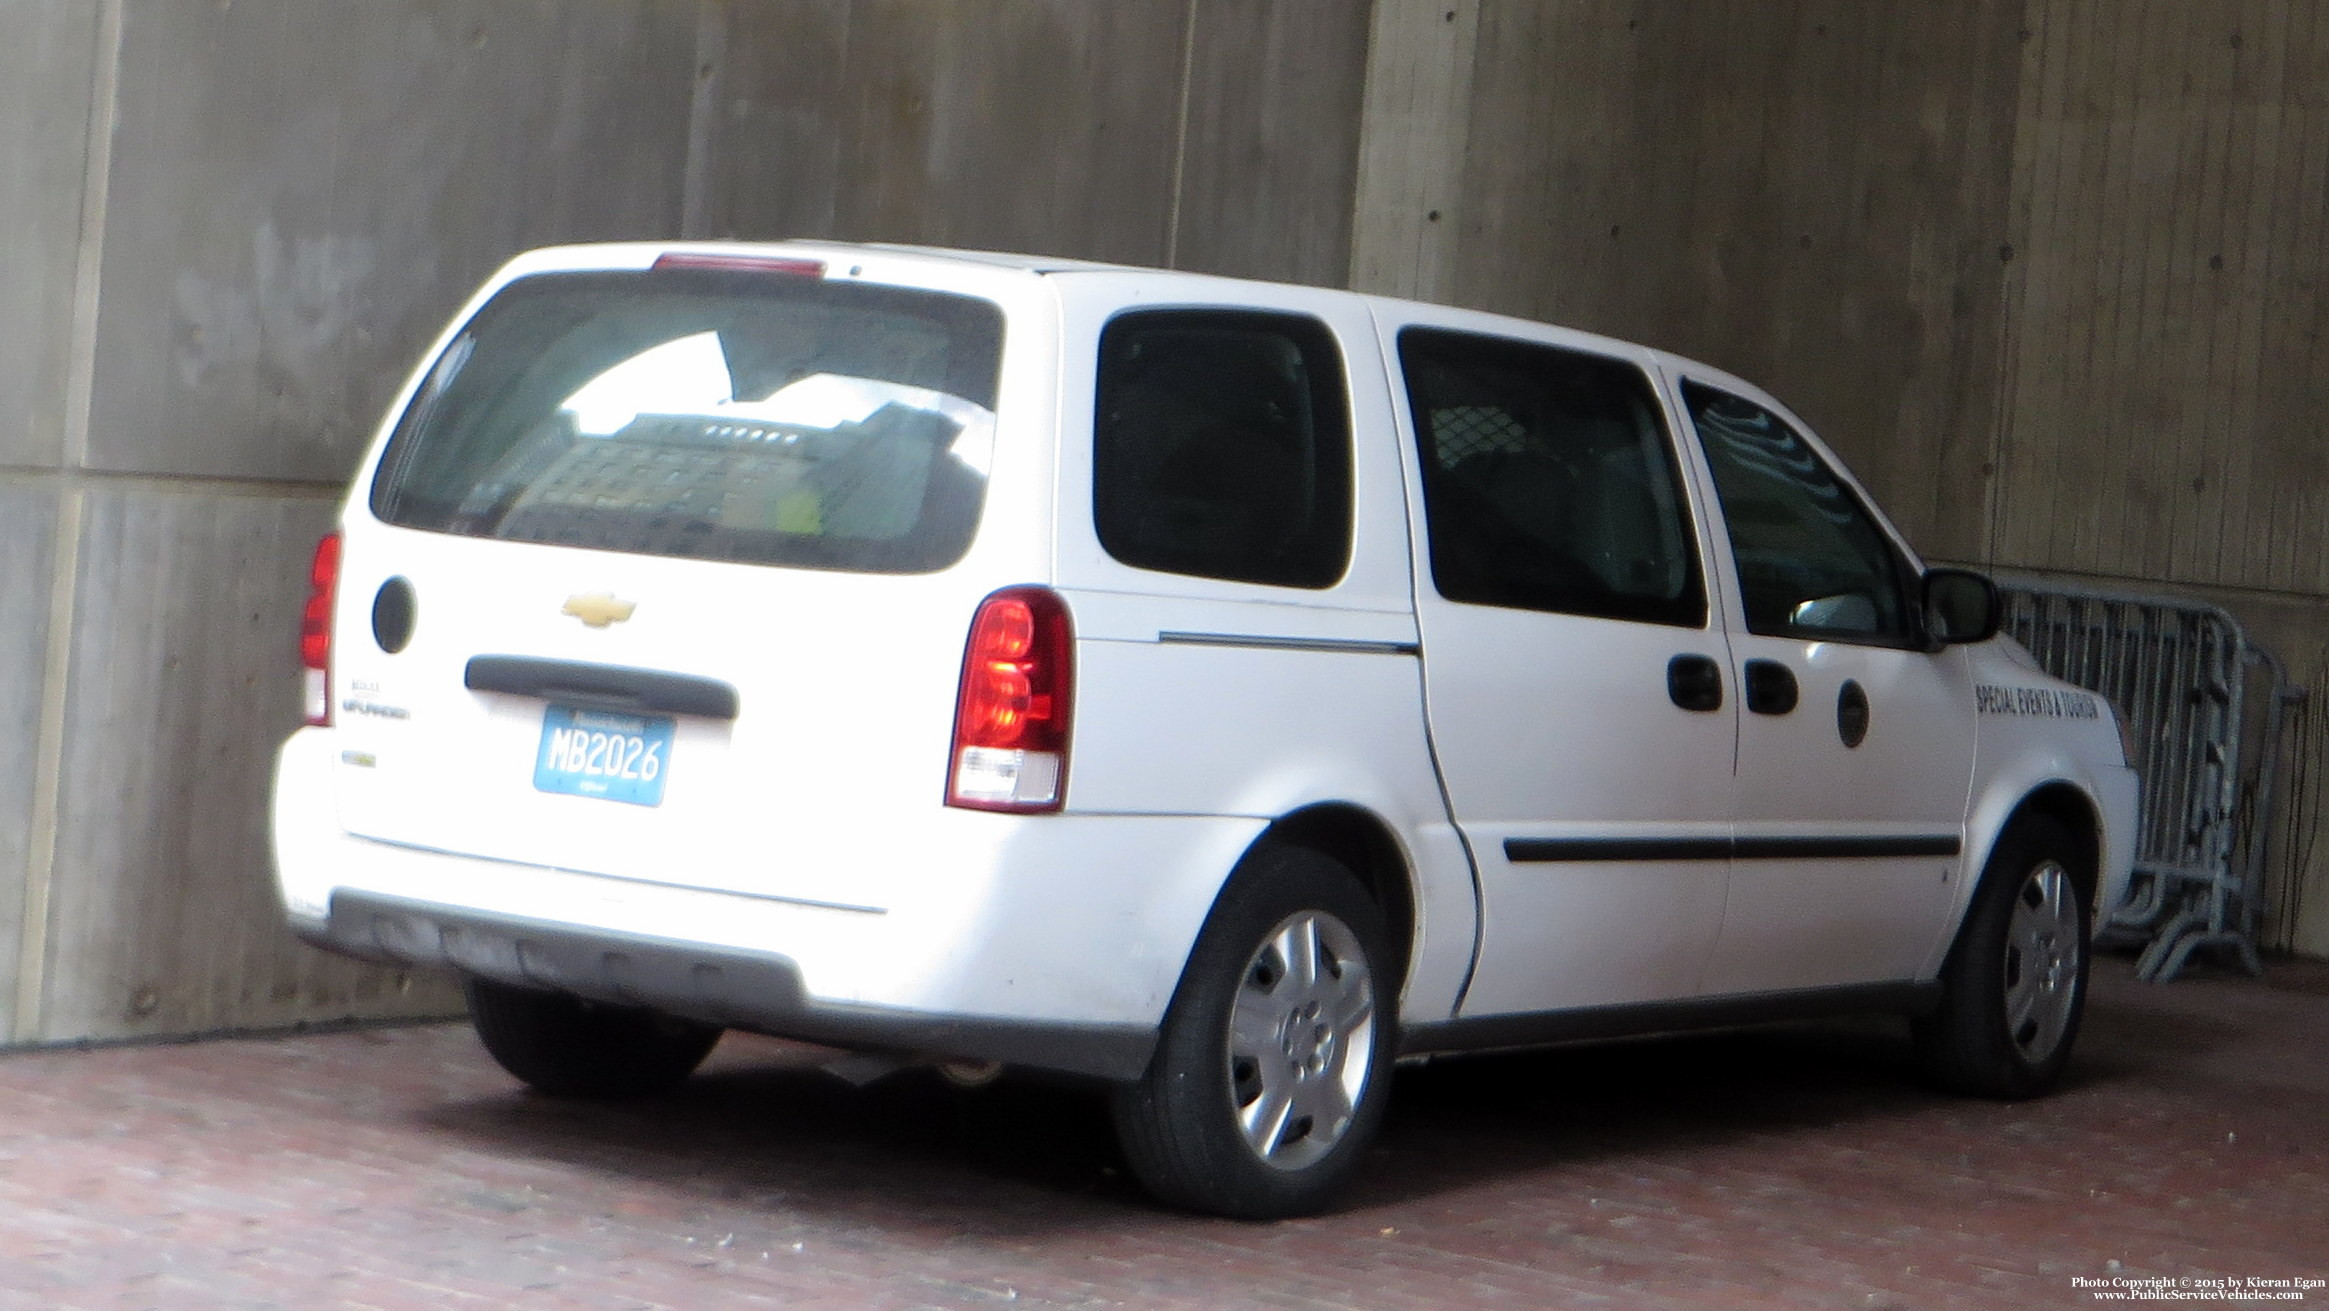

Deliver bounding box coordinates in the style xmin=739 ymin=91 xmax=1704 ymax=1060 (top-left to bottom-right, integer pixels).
xmin=1914 ymin=815 xmax=2091 ymax=1098
xmin=465 ymin=978 xmax=723 ymax=1099
xmin=1110 ymin=845 xmax=1393 ymax=1219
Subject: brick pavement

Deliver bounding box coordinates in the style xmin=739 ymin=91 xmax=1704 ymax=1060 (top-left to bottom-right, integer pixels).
xmin=0 ymin=953 xmax=2320 ymax=1311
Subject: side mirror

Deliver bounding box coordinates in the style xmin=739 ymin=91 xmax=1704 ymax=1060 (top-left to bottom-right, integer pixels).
xmin=1922 ymin=568 xmax=2001 ymax=646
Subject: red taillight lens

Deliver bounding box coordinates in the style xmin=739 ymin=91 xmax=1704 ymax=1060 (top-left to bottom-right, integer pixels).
xmin=651 ymin=252 xmax=826 ymax=278
xmin=300 ymin=531 xmax=340 ymax=725
xmin=948 ymin=586 xmax=1073 ymax=812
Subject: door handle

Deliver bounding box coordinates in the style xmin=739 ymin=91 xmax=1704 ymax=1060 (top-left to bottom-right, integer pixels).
xmin=1667 ymin=654 xmax=1724 ymax=712
xmin=1743 ymin=659 xmax=1799 ymax=715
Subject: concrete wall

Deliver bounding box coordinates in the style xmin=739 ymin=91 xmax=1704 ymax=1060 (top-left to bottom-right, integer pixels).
xmin=0 ymin=0 xmax=691 ymax=1043
xmin=1 ymin=0 xmax=719 ymax=1043
xmin=696 ymin=0 xmax=1370 ymax=282
xmin=2 ymin=0 xmax=2323 ymax=1048
xmin=1994 ymin=0 xmax=2329 ymax=598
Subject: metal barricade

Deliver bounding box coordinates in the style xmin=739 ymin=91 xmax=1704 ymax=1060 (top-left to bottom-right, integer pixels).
xmin=1994 ymin=574 xmax=2301 ymax=981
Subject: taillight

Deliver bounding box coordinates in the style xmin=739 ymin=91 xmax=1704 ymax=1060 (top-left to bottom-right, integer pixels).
xmin=300 ymin=531 xmax=340 ymax=726
xmin=947 ymin=586 xmax=1074 ymax=812
xmin=651 ymin=252 xmax=826 ymax=278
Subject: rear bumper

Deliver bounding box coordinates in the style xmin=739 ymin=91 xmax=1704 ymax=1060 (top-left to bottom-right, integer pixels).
xmin=271 ymin=727 xmax=1270 ymax=1080
xmin=307 ymin=891 xmax=1155 ymax=1079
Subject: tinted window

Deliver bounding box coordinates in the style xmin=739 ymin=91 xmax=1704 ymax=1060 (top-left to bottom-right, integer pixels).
xmin=1093 ymin=311 xmax=1352 ymax=589
xmin=370 ymin=269 xmax=1004 ymax=574
xmin=1683 ymin=380 xmax=1912 ymax=643
xmin=1399 ymin=329 xmax=1705 ymax=627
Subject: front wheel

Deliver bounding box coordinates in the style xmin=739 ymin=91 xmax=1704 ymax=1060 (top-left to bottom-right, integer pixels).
xmin=1914 ymin=815 xmax=2091 ymax=1098
xmin=466 ymin=978 xmax=723 ymax=1099
xmin=1110 ymin=845 xmax=1394 ymax=1219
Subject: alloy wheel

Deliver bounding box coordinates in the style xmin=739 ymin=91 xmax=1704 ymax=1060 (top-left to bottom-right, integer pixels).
xmin=2002 ymin=860 xmax=2081 ymax=1064
xmin=1224 ymin=910 xmax=1378 ymax=1172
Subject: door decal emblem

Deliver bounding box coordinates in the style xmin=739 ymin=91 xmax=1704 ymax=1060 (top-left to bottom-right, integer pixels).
xmin=561 ymin=592 xmax=637 ymax=627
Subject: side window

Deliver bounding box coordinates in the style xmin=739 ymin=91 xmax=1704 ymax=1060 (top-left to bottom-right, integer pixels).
xmin=1093 ymin=310 xmax=1352 ymax=589
xmin=1398 ymin=328 xmax=1705 ymax=627
xmin=1682 ymin=379 xmax=1912 ymax=643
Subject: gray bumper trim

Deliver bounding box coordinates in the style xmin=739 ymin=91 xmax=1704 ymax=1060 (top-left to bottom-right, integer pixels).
xmin=313 ymin=891 xmax=1157 ymax=1082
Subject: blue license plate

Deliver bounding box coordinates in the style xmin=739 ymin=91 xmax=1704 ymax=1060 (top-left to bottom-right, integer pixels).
xmin=534 ymin=705 xmax=674 ymax=806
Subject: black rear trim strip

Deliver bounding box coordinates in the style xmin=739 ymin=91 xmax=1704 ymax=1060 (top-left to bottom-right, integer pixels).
xmin=464 ymin=655 xmax=740 ymax=720
xmin=1505 ymin=834 xmax=1960 ymax=863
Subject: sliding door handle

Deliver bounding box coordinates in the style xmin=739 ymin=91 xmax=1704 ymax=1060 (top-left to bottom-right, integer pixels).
xmin=1743 ymin=659 xmax=1799 ymax=715
xmin=1667 ymin=654 xmax=1724 ymax=712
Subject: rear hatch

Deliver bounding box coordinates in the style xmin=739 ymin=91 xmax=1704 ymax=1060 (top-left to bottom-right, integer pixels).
xmin=326 ymin=253 xmax=1024 ymax=912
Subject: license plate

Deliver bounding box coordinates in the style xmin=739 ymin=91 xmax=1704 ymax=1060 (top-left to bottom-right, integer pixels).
xmin=534 ymin=705 xmax=674 ymax=806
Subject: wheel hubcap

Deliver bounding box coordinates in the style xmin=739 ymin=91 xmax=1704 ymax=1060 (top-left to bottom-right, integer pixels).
xmin=2002 ymin=860 xmax=2082 ymax=1063
xmin=1225 ymin=910 xmax=1376 ymax=1172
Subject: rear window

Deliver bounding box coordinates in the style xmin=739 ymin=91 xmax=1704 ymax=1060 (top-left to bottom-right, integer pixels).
xmin=369 ymin=267 xmax=1005 ymax=574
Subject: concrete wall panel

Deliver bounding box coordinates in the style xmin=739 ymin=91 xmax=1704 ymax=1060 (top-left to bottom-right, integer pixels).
xmin=0 ymin=483 xmax=59 ymax=1034
xmin=84 ymin=0 xmax=698 ymax=486
xmin=689 ymin=0 xmax=851 ymax=242
xmin=830 ymin=0 xmax=1187 ymax=262
xmin=36 ymin=488 xmax=459 ymax=1042
xmin=0 ymin=2 xmax=100 ymax=469
xmin=708 ymin=0 xmax=1188 ymax=265
xmin=1442 ymin=0 xmax=2025 ymax=559
xmin=1348 ymin=0 xmax=1481 ymax=304
xmin=707 ymin=0 xmax=1366 ymax=284
xmin=1170 ymin=0 xmax=1372 ymax=286
xmin=1995 ymin=0 xmax=2329 ymax=596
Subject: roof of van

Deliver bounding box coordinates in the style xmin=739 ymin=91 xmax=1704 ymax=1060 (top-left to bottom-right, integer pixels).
xmin=788 ymin=240 xmax=1144 ymax=276
xmin=501 ymin=239 xmax=1763 ymax=400
xmin=756 ymin=239 xmax=1752 ymax=387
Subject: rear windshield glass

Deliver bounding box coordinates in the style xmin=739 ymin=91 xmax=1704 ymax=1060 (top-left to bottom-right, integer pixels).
xmin=369 ymin=268 xmax=1005 ymax=574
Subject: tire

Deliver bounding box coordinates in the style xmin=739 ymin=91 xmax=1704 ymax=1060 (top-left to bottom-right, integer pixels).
xmin=1110 ymin=845 xmax=1394 ymax=1219
xmin=465 ymin=977 xmax=723 ymax=1099
xmin=1914 ymin=815 xmax=2091 ymax=1099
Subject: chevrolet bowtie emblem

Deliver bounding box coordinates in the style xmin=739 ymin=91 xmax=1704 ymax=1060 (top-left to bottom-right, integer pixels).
xmin=561 ymin=592 xmax=637 ymax=628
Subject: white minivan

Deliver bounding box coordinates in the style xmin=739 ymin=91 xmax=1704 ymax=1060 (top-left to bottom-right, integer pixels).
xmin=273 ymin=241 xmax=2140 ymax=1217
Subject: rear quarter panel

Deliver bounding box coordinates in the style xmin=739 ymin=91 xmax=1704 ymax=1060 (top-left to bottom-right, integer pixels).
xmin=1042 ymin=271 xmax=1474 ymax=1024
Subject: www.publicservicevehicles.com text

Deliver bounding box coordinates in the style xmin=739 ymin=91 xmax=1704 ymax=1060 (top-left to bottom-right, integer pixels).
xmin=2075 ymin=1275 xmax=2320 ymax=1302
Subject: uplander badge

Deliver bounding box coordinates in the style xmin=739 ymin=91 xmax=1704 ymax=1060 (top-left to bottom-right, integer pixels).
xmin=561 ymin=592 xmax=637 ymax=628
